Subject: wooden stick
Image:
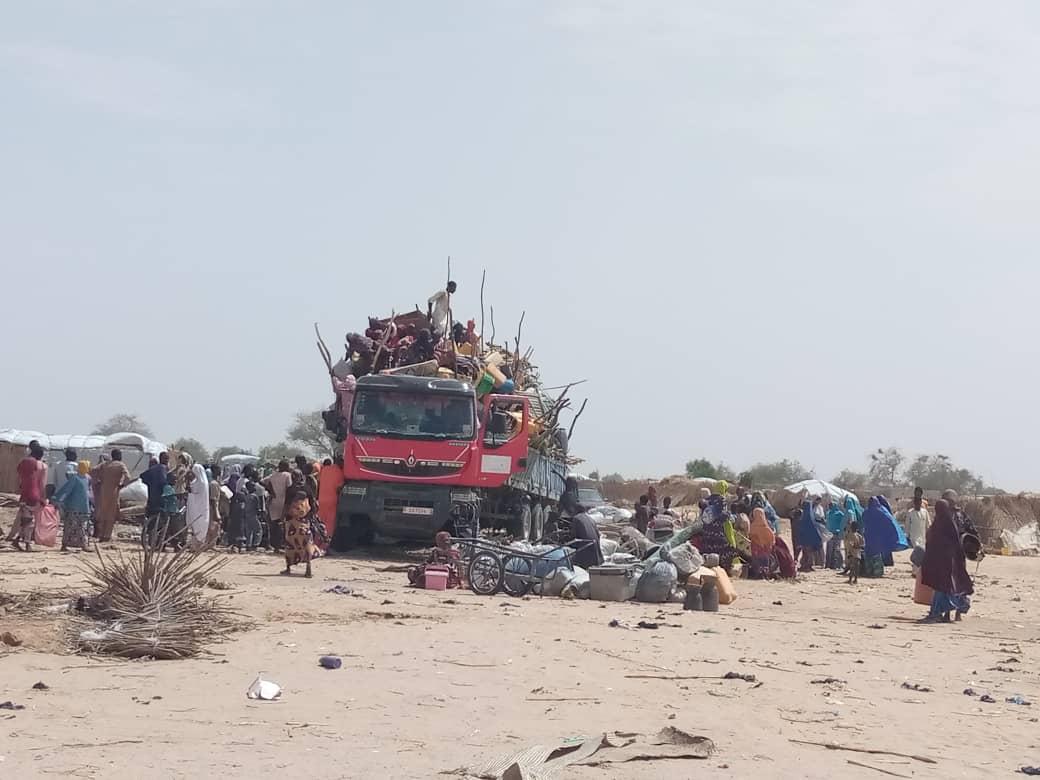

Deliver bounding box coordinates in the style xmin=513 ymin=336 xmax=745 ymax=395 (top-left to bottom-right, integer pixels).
xmin=433 ymin=659 xmax=498 ymax=668
xmin=314 ymin=323 xmax=333 ymax=373
xmin=587 ymin=646 xmax=674 ymax=673
xmin=371 ymin=310 xmax=396 ymax=369
xmin=847 ymin=760 xmax=912 ymax=778
xmin=788 ymin=739 xmax=936 ymax=765
xmin=479 ymin=268 xmax=486 ymax=355
xmin=61 ymin=739 xmax=146 ymax=749
xmin=489 ymin=305 xmax=496 ymax=345
xmin=567 ymin=398 xmax=588 ymax=440
xmin=513 ymin=311 xmax=525 ymax=377
xmin=526 ymin=697 xmax=601 ymax=702
xmin=624 ymin=674 xmax=731 ymax=680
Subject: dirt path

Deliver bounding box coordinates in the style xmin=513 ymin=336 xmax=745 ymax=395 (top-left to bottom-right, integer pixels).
xmin=1 ymin=539 xmax=1038 ymax=778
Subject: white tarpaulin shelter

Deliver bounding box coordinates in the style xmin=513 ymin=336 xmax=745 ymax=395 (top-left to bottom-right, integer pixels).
xmin=220 ymin=453 xmax=261 ymax=467
xmin=782 ymin=479 xmax=857 ymax=505
xmin=0 ymin=429 xmax=165 ymax=490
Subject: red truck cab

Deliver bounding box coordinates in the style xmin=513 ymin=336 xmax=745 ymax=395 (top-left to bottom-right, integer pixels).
xmin=335 ymin=374 xmax=530 ymax=544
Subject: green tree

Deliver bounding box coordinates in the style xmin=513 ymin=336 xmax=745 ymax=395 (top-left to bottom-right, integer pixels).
xmin=257 ymin=441 xmax=298 ymax=464
xmin=92 ymin=413 xmax=155 ymax=438
xmin=211 ymin=445 xmax=254 ymax=463
xmin=831 ymin=469 xmax=869 ymax=492
xmin=903 ymin=454 xmax=983 ymax=494
xmin=287 ymin=410 xmax=337 ymax=459
xmin=602 ymin=473 xmax=625 ymax=484
xmin=744 ymin=459 xmax=812 ymax=486
xmin=170 ymin=437 xmax=210 ymax=464
xmin=587 ymin=470 xmax=601 ymax=481
xmin=686 ymin=459 xmax=719 ymax=478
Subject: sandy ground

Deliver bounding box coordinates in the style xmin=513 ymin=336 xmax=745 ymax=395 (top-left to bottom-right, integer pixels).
xmin=1 ymin=525 xmax=1039 ymax=779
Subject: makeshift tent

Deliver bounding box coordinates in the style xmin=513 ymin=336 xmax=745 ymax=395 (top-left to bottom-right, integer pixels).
xmin=219 ymin=453 xmax=260 ymax=467
xmin=782 ymin=479 xmax=857 ymax=505
xmin=0 ymin=429 xmax=165 ymax=494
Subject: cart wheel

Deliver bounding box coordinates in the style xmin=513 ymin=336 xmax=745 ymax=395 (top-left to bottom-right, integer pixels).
xmin=502 ymin=555 xmax=534 ymax=598
xmin=468 ymin=551 xmax=505 ymax=596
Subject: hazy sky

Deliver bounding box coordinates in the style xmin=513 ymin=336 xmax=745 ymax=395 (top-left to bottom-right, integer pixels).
xmin=3 ymin=2 xmax=1039 ymax=488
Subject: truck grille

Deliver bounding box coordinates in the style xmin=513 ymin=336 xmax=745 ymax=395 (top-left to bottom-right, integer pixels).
xmin=358 ymin=457 xmax=462 ymax=478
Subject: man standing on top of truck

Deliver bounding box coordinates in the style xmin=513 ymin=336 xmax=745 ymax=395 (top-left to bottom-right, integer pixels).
xmin=428 ymin=280 xmax=456 ymax=339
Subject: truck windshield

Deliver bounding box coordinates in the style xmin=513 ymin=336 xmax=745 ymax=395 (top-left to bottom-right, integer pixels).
xmin=351 ymin=390 xmax=477 ymax=441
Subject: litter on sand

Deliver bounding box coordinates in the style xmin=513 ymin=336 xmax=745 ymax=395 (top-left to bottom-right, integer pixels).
xmin=246 ymin=675 xmax=282 ymax=700
xmin=469 ymin=726 xmax=716 ymax=778
xmin=319 ymin=655 xmax=343 ymax=670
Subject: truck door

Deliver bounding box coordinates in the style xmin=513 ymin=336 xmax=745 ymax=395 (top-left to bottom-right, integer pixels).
xmin=477 ymin=395 xmax=529 ymax=484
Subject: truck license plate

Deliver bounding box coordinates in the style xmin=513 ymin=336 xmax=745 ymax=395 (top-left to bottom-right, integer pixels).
xmin=402 ymin=506 xmax=434 ymax=516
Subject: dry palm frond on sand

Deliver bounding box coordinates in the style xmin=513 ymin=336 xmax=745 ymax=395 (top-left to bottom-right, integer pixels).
xmin=68 ymin=544 xmax=245 ymax=660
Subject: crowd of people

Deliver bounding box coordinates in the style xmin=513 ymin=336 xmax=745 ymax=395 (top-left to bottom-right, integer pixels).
xmin=3 ymin=440 xmax=349 ymax=580
xmin=568 ymin=479 xmax=981 ymax=624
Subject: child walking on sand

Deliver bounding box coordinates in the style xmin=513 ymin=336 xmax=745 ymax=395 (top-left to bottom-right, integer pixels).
xmin=844 ymin=520 xmax=864 ymax=585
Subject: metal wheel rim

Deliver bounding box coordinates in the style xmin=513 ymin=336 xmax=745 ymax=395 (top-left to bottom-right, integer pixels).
xmin=502 ymin=555 xmax=534 ymax=597
xmin=468 ymin=551 xmax=503 ymax=596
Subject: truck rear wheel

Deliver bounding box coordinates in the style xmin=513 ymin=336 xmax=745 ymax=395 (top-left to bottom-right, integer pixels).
xmin=531 ymin=503 xmax=545 ymax=542
xmin=513 ymin=502 xmax=532 ymax=540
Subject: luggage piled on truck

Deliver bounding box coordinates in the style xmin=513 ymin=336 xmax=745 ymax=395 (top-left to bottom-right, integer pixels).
xmin=315 ymin=277 xmax=584 ymax=464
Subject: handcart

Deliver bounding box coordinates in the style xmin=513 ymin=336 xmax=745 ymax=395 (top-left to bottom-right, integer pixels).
xmin=452 ymin=537 xmax=596 ymax=597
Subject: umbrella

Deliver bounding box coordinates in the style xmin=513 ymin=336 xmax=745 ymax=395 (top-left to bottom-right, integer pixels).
xmin=783 ymin=479 xmax=857 ymax=505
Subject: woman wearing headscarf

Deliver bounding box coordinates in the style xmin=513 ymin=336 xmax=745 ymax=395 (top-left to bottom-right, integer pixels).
xmin=826 ymin=501 xmax=849 ymax=570
xmin=225 ymin=474 xmax=249 ymax=552
xmin=698 ymin=492 xmax=749 ymax=574
xmin=748 ymin=507 xmax=776 ymax=579
xmin=861 ymin=496 xmax=910 ymax=577
xmin=920 ymin=499 xmax=973 ymax=623
xmin=53 ymin=460 xmax=93 ymax=552
xmin=184 ymin=455 xmax=210 ymax=549
xmin=750 ymin=491 xmax=780 ymax=533
xmin=317 ymin=457 xmax=345 ymax=548
xmin=793 ymin=499 xmax=823 ymax=572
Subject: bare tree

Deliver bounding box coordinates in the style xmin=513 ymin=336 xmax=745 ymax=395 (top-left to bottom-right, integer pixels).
xmin=92 ymin=413 xmax=155 ymax=438
xmin=868 ymin=447 xmax=904 ymax=487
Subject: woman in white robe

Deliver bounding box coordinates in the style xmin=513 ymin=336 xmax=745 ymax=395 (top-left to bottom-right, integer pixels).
xmin=186 ymin=460 xmax=210 ymax=548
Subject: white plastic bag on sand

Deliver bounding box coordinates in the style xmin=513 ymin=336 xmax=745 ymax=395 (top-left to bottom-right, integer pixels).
xmin=600 ymin=538 xmax=619 ymax=558
xmin=246 ymin=675 xmax=282 ymax=701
